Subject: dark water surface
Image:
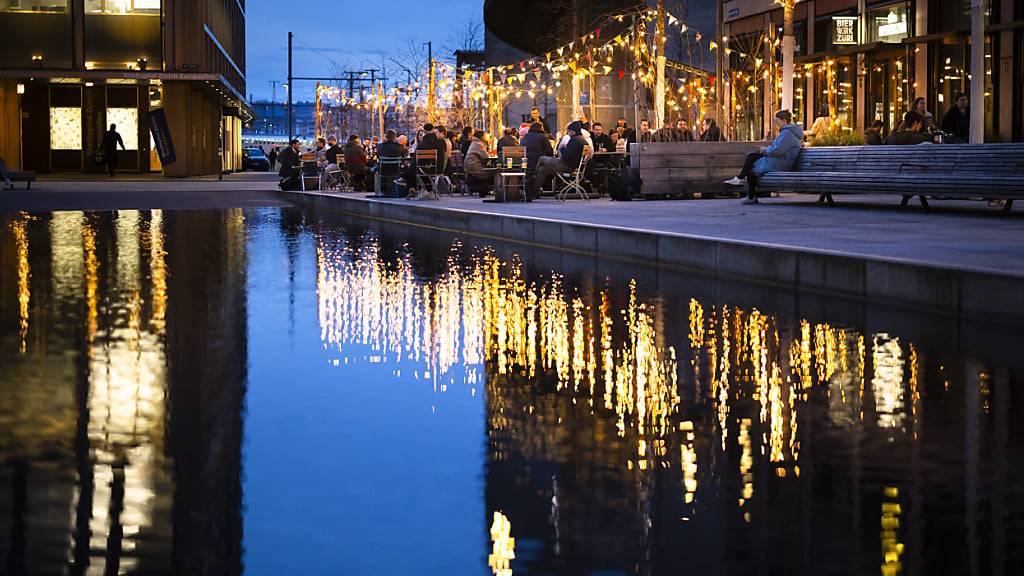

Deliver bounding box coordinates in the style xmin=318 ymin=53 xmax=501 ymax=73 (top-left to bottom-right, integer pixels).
xmin=1 ymin=207 xmax=1022 ymax=575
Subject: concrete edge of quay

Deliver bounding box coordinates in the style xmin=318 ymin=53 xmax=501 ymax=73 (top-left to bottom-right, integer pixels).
xmin=282 ymin=191 xmax=1024 ymax=326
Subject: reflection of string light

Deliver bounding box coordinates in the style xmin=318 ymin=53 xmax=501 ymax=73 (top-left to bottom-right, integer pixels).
xmin=488 ymin=511 xmax=515 ymax=576
xmin=881 ymin=486 xmax=904 ymax=576
xmin=680 ymin=421 xmax=697 ymax=507
xmin=872 ymin=334 xmax=905 ymax=430
xmin=11 ymin=215 xmax=30 ymax=354
xmin=148 ymin=211 xmax=167 ymax=334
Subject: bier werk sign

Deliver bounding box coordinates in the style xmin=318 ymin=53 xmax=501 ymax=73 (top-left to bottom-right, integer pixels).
xmin=833 ymin=16 xmax=858 ymax=45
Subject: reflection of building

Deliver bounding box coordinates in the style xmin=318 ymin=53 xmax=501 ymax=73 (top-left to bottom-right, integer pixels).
xmin=0 ymin=1 xmax=252 ymax=176
xmin=722 ymin=0 xmax=1023 ymax=142
xmin=249 ymin=100 xmax=316 ymax=139
xmin=0 ymin=209 xmax=247 ymax=573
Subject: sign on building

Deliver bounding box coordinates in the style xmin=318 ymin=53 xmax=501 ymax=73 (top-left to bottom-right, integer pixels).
xmin=833 ymin=16 xmax=858 ymax=45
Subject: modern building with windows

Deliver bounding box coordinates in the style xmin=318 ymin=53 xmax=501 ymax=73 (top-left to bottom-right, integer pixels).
xmin=721 ymin=0 xmax=1023 ymax=142
xmin=0 ymin=0 xmax=252 ymax=177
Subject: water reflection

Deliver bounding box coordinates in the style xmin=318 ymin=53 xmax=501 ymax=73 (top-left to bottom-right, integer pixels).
xmin=0 ymin=210 xmax=245 ymax=575
xmin=309 ymin=214 xmax=1023 ymax=575
xmin=1 ymin=207 xmax=1022 ymax=575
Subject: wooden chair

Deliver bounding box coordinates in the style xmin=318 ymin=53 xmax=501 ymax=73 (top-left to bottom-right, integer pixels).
xmin=499 ymin=145 xmax=526 ymax=170
xmin=415 ymin=149 xmax=441 ymax=199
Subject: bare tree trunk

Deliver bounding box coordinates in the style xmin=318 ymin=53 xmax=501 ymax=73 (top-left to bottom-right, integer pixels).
xmin=781 ymin=1 xmax=795 ymax=112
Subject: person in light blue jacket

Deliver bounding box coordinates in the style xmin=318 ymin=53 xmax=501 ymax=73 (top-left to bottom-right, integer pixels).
xmin=724 ymin=109 xmax=805 ymax=204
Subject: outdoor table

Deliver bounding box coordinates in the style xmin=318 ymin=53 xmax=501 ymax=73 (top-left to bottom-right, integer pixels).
xmin=493 ymin=171 xmax=526 ymax=203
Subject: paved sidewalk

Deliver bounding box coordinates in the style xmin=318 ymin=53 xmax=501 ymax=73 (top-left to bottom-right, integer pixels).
xmin=0 ymin=173 xmax=283 ymax=211
xmin=302 ymin=191 xmax=1024 ymax=278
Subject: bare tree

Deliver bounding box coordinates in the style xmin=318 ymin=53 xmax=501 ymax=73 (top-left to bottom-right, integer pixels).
xmin=443 ymin=17 xmax=484 ymax=61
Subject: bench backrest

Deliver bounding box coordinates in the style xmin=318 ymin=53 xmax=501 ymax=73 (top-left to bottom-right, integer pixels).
xmin=794 ymin=144 xmax=1024 ymax=176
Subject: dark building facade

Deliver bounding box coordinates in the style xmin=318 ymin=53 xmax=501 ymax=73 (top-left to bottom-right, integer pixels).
xmin=722 ymin=0 xmax=1023 ymax=142
xmin=0 ymin=0 xmax=251 ymax=177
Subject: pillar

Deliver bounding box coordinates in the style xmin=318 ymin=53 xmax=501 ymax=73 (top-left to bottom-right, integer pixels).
xmin=0 ymin=80 xmax=22 ymax=170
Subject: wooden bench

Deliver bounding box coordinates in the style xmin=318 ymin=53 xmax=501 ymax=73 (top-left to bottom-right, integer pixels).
xmin=757 ymin=144 xmax=1024 ymax=211
xmin=6 ymin=171 xmax=36 ymax=190
xmin=631 ymin=141 xmax=753 ymax=199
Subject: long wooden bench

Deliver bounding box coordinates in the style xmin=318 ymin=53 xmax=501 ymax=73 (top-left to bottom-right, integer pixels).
xmin=631 ymin=142 xmax=752 ymax=198
xmin=757 ymin=144 xmax=1024 ymax=211
xmin=6 ymin=171 xmax=36 ymax=190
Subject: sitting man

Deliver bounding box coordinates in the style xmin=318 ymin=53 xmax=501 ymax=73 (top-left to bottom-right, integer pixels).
xmin=277 ymin=139 xmax=302 ymax=190
xmin=496 ymin=127 xmax=519 ymax=154
xmin=886 ymin=111 xmax=932 ymax=145
xmin=864 ymin=120 xmax=885 ymax=145
xmin=520 ymin=122 xmax=554 ymax=200
xmin=377 ymin=129 xmax=407 ymax=159
xmin=343 ymin=134 xmax=368 ymax=191
xmin=723 ymin=109 xmax=804 ymax=205
xmin=591 ymin=122 xmax=614 ymax=152
xmin=530 ymin=121 xmax=586 ymax=198
xmin=313 ymin=137 xmax=328 ymax=163
xmin=464 ymin=130 xmax=492 ymax=197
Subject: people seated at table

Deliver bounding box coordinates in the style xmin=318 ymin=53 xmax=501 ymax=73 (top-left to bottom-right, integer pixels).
xmin=528 ymin=106 xmax=551 ymax=134
xmin=343 ymin=134 xmax=368 ymax=191
xmin=277 ymin=139 xmax=302 ymax=190
xmin=886 ymin=111 xmax=932 ymax=145
xmin=676 ymin=119 xmax=695 ymax=142
xmin=463 ymin=130 xmax=493 ymax=197
xmin=637 ymin=118 xmax=654 ymax=142
xmin=558 ymin=121 xmax=593 ymax=154
xmin=530 ymin=121 xmax=587 ymax=199
xmin=864 ymin=120 xmax=885 ymax=145
xmin=313 ymin=137 xmax=328 ymax=163
xmin=496 ymin=127 xmax=519 ymax=153
xmin=520 ymin=122 xmax=554 ymax=174
xmin=723 ymin=109 xmax=803 ymax=205
xmin=459 ymin=126 xmax=474 ymax=157
xmin=591 ymin=122 xmax=614 ymax=152
xmin=436 ymin=125 xmax=454 ymax=172
xmin=698 ymin=118 xmax=724 ymax=141
xmin=324 ymin=135 xmax=342 ymax=166
xmin=377 ymin=129 xmax=407 ymax=159
xmin=417 ymin=123 xmax=446 ymax=168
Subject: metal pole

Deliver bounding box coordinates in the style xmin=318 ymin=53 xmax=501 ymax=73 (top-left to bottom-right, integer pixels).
xmin=287 ymin=32 xmax=294 ymax=139
xmin=654 ymin=0 xmax=666 ymax=129
xmin=969 ymin=0 xmax=984 ymax=143
xmin=426 ymin=41 xmax=435 ymax=123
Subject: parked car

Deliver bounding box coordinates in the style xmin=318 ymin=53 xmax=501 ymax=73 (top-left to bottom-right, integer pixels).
xmin=243 ymin=147 xmax=271 ymax=171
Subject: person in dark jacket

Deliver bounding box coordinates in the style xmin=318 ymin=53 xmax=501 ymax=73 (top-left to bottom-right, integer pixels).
xmin=343 ymin=135 xmax=368 ymax=191
xmin=325 ymin=135 xmax=343 ymax=166
xmin=496 ymin=127 xmax=519 ymax=153
xmin=459 ymin=126 xmax=474 ymax=158
xmin=530 ymin=121 xmax=586 ymax=199
xmin=0 ymin=156 xmax=12 ymax=188
xmin=101 ymin=124 xmax=126 ymax=177
xmin=267 ymin=146 xmax=279 ymax=170
xmin=591 ymin=122 xmax=614 ymax=152
xmin=528 ymin=107 xmax=550 ymax=135
xmin=940 ymin=92 xmax=970 ymax=143
xmin=520 ymin=122 xmax=554 ymax=174
xmin=675 ymin=119 xmax=696 ymax=142
xmin=886 ymin=111 xmax=932 ymax=145
xmin=377 ymin=130 xmax=407 ymax=159
xmin=277 ymin=139 xmax=301 ymax=189
xmin=699 ymin=118 xmax=724 ymax=141
xmin=864 ymin=120 xmax=885 ymax=145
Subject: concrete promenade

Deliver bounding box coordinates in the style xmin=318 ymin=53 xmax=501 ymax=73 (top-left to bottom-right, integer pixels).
xmin=288 ymin=190 xmax=1024 ymax=324
xmin=2 ymin=174 xmax=1021 ymax=322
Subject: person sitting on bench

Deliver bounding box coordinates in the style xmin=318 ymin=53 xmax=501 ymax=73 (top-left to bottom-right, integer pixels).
xmin=0 ymin=156 xmax=12 ymax=189
xmin=886 ymin=111 xmax=932 ymax=145
xmin=464 ymin=130 xmax=492 ymax=197
xmin=724 ymin=109 xmax=804 ymax=205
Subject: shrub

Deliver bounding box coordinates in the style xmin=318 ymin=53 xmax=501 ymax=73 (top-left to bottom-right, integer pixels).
xmin=811 ymin=128 xmax=865 ymax=147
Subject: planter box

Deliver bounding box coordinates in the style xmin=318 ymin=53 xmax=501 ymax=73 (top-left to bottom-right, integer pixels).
xmin=630 ymin=141 xmax=757 ymax=198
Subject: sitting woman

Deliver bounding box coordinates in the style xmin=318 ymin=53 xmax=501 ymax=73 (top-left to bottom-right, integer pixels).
xmin=464 ymin=130 xmax=492 ymax=197
xmin=724 ymin=109 xmax=804 ymax=205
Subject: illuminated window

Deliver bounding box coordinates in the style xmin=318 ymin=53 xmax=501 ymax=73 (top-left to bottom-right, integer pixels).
xmin=106 ymin=108 xmax=138 ymax=150
xmin=50 ymin=107 xmax=82 ymax=150
xmin=85 ymin=0 xmax=159 ymax=14
xmin=0 ymin=0 xmax=68 ymax=12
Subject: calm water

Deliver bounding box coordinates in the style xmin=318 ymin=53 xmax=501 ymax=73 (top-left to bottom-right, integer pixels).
xmin=1 ymin=207 xmax=1022 ymax=575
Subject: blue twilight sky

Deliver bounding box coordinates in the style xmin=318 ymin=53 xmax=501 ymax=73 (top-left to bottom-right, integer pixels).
xmin=246 ymin=0 xmax=483 ymax=103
